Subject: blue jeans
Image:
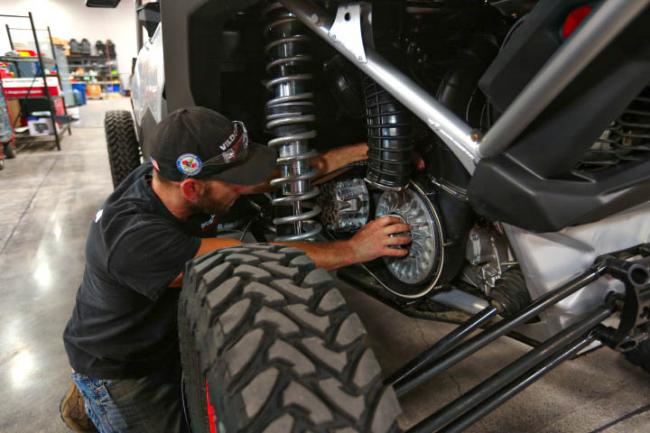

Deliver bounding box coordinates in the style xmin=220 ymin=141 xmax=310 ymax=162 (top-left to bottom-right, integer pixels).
xmin=71 ymin=372 xmax=188 ymax=433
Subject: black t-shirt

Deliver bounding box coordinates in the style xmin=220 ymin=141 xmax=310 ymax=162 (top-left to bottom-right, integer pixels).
xmin=63 ymin=163 xmax=205 ymax=379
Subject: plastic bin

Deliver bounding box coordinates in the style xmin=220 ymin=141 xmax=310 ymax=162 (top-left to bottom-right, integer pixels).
xmin=106 ymin=83 xmax=121 ymax=93
xmin=71 ymin=83 xmax=87 ymax=105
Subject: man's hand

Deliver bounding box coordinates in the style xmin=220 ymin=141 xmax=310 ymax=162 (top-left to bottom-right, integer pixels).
xmin=348 ymin=216 xmax=411 ymax=263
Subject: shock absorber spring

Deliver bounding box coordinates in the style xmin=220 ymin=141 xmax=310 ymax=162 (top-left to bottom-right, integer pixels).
xmin=264 ymin=2 xmax=322 ymax=241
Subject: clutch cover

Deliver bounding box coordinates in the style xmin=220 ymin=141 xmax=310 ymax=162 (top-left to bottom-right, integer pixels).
xmin=375 ymin=182 xmax=445 ymax=297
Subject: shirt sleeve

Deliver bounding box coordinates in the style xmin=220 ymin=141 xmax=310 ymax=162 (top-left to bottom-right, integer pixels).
xmin=107 ymin=220 xmax=201 ymax=301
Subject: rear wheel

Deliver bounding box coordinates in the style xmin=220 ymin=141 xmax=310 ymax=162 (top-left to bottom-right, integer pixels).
xmin=104 ymin=110 xmax=141 ymax=188
xmin=178 ymin=244 xmax=401 ymax=433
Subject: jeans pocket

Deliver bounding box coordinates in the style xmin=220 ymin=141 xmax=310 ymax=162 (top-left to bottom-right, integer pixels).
xmin=96 ymin=383 xmax=112 ymax=405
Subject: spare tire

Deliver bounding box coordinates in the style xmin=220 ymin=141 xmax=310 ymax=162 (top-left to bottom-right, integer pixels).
xmin=178 ymin=244 xmax=401 ymax=433
xmin=104 ymin=110 xmax=141 ymax=188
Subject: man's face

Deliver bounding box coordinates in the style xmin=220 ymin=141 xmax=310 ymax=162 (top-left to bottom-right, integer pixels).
xmin=192 ymin=179 xmax=249 ymax=216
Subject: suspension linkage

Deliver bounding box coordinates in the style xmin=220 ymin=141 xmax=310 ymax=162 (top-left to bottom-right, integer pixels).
xmin=393 ymin=263 xmax=607 ymax=397
xmin=392 ymin=247 xmax=650 ymax=433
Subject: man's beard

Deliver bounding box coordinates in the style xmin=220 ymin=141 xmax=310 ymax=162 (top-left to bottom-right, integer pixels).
xmin=190 ymin=195 xmax=233 ymax=217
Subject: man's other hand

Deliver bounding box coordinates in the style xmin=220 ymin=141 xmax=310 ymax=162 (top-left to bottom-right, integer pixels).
xmin=348 ymin=216 xmax=411 ymax=263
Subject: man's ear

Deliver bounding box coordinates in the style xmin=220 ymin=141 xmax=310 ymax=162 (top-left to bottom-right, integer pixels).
xmin=179 ymin=178 xmax=202 ymax=202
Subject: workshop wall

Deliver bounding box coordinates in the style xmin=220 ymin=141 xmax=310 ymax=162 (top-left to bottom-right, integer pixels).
xmin=0 ymin=0 xmax=137 ymax=85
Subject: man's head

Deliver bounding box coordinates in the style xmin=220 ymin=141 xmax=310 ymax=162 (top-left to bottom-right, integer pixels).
xmin=149 ymin=107 xmax=276 ymax=217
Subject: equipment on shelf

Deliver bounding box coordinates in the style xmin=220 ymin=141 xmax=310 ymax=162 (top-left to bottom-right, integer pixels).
xmin=0 ymin=11 xmax=72 ymax=150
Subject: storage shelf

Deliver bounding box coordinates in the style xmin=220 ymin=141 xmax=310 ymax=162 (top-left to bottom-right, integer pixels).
xmin=6 ymin=94 xmax=63 ymax=100
xmin=0 ymin=55 xmax=57 ymax=65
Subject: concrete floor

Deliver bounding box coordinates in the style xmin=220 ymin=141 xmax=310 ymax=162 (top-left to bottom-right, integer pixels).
xmin=0 ymin=99 xmax=648 ymax=433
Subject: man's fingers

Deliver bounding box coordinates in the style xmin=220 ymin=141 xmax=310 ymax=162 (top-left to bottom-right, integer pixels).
xmin=384 ymin=223 xmax=411 ymax=235
xmin=383 ymin=247 xmax=409 ymax=257
xmin=376 ymin=215 xmax=404 ymax=226
xmin=385 ymin=236 xmax=412 ymax=246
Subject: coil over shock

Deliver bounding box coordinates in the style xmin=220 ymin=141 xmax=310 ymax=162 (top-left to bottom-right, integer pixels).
xmin=364 ymin=80 xmax=413 ymax=190
xmin=264 ymin=2 xmax=321 ymax=241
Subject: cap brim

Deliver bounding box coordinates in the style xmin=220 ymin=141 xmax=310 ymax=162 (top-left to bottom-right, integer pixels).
xmin=207 ymin=142 xmax=277 ymax=186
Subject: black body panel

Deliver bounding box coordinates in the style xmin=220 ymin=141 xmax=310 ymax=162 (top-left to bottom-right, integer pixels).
xmin=470 ymin=157 xmax=650 ymax=232
xmin=159 ymin=0 xmax=259 ymax=113
xmin=470 ymin=1 xmax=650 ymax=231
xmin=138 ymin=2 xmax=161 ymax=38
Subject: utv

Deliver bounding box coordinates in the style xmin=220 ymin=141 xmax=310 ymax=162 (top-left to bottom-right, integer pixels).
xmin=92 ymin=0 xmax=650 ymax=432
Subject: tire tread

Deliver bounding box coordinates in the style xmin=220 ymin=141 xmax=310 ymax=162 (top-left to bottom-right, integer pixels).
xmin=179 ymin=244 xmax=401 ymax=433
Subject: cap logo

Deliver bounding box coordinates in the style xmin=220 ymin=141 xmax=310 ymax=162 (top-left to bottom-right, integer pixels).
xmin=176 ymin=153 xmax=203 ymax=176
xmin=220 ymin=131 xmax=237 ymax=151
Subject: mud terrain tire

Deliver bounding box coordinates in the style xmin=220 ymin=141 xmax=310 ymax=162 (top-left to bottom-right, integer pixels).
xmin=104 ymin=110 xmax=140 ymax=188
xmin=178 ymin=244 xmax=401 ymax=433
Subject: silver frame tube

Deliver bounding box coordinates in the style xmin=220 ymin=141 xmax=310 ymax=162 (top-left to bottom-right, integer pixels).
xmin=478 ymin=0 xmax=650 ymax=158
xmin=281 ymin=0 xmax=649 ymax=171
xmin=280 ymin=0 xmax=480 ymax=173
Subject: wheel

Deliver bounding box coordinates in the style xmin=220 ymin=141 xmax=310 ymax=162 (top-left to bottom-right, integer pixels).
xmin=625 ymin=339 xmax=650 ymax=374
xmin=104 ymin=110 xmax=141 ymax=188
xmin=3 ymin=143 xmax=16 ymax=159
xmin=179 ymin=244 xmax=401 ymax=433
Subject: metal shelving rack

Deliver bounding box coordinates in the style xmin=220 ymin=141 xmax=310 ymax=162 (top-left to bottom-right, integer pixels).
xmin=0 ymin=12 xmax=71 ymax=151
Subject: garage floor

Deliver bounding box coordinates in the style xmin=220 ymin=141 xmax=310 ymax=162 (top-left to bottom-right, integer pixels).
xmin=0 ymin=99 xmax=648 ymax=433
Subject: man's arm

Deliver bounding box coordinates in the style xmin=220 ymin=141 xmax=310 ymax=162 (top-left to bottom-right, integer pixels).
xmin=169 ymin=216 xmax=410 ymax=287
xmin=245 ymin=142 xmax=368 ymax=194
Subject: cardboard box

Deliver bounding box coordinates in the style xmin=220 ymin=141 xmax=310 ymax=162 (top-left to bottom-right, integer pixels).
xmin=28 ymin=117 xmax=54 ymax=136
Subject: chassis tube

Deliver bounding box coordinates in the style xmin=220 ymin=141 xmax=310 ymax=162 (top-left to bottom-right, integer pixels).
xmin=395 ymin=266 xmax=606 ymax=397
xmin=387 ymin=306 xmax=498 ymax=387
xmin=408 ymin=307 xmax=612 ymax=433
xmin=478 ymin=0 xmax=650 ymax=158
xmin=431 ymin=288 xmax=491 ymax=315
xmin=439 ymin=333 xmax=597 ymax=433
xmin=279 ymin=0 xmax=480 ymax=173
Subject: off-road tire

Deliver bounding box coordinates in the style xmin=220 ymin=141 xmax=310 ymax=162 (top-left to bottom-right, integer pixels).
xmin=104 ymin=110 xmax=140 ymax=188
xmin=625 ymin=340 xmax=650 ymax=374
xmin=178 ymin=244 xmax=401 ymax=433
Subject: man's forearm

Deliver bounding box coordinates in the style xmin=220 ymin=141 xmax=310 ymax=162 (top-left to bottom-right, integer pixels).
xmin=245 ymin=142 xmax=368 ymax=194
xmin=312 ymin=142 xmax=368 ymax=180
xmin=274 ymin=240 xmax=358 ymax=271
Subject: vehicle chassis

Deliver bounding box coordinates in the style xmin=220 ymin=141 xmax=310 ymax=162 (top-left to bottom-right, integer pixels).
xmin=143 ymin=0 xmax=650 ymax=430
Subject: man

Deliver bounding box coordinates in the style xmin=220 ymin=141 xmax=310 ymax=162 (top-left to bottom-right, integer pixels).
xmin=61 ymin=107 xmax=411 ymax=433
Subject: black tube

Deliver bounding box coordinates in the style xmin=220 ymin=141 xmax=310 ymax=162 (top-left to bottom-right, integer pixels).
xmin=29 ymin=12 xmax=60 ymax=151
xmin=364 ymin=80 xmax=413 ymax=190
xmin=0 ymin=14 xmax=30 ymax=18
xmin=440 ymin=334 xmax=597 ymax=433
xmin=395 ymin=266 xmax=605 ymax=397
xmin=6 ymin=24 xmax=14 ymax=50
xmin=407 ymin=307 xmax=612 ymax=433
xmin=47 ymin=27 xmax=69 ymax=120
xmin=387 ymin=306 xmax=498 ymax=387
xmin=135 ymin=0 xmax=143 ymax=51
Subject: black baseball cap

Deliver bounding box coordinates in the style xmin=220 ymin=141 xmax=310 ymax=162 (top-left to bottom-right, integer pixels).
xmin=148 ymin=107 xmax=276 ymax=185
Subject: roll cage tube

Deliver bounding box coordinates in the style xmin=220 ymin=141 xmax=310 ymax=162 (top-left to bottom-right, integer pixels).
xmin=279 ymin=0 xmax=650 ymax=173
